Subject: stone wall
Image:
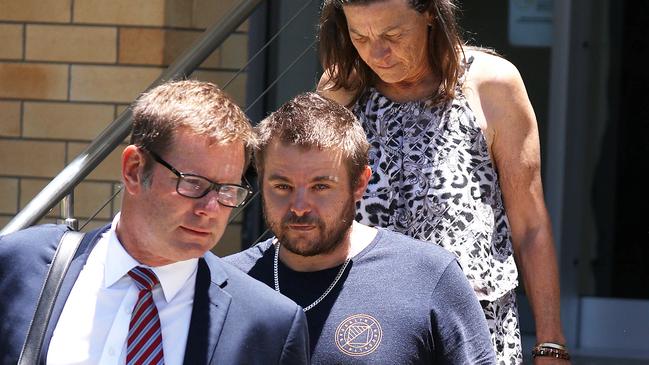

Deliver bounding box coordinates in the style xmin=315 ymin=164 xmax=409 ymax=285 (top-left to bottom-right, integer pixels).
xmin=0 ymin=0 xmax=250 ymax=255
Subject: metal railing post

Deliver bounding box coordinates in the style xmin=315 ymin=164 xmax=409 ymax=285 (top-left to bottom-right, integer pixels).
xmin=58 ymin=192 xmax=78 ymax=231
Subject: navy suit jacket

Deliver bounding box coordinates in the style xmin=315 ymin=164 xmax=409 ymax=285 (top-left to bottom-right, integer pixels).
xmin=0 ymin=224 xmax=309 ymax=365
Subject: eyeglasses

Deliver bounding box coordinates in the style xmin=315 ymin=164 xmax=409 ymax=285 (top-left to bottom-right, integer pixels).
xmin=147 ymin=150 xmax=252 ymax=208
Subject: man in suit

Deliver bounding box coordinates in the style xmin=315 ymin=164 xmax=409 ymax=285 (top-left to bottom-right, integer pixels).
xmin=0 ymin=80 xmax=309 ymax=365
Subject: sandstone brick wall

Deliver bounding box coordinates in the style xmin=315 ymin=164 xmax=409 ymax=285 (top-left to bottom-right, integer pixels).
xmin=0 ymin=0 xmax=250 ymax=255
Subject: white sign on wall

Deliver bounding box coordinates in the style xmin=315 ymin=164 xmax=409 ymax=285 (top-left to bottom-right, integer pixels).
xmin=508 ymin=0 xmax=553 ymax=47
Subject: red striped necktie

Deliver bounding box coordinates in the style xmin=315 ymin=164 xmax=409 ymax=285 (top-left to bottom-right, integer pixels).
xmin=127 ymin=267 xmax=165 ymax=365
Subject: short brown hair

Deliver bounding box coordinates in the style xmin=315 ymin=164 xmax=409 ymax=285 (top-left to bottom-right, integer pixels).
xmin=131 ymin=80 xmax=255 ymax=180
xmin=255 ymin=92 xmax=369 ymax=186
xmin=319 ymin=0 xmax=464 ymax=104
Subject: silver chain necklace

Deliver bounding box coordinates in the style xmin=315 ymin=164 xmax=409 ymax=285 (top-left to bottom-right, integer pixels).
xmin=273 ymin=240 xmax=350 ymax=312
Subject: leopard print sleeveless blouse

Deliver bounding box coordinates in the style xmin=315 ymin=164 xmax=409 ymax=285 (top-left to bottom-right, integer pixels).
xmin=353 ymin=58 xmax=518 ymax=301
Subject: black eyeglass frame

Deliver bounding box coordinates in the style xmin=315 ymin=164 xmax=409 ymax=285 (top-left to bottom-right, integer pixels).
xmin=145 ymin=149 xmax=253 ymax=208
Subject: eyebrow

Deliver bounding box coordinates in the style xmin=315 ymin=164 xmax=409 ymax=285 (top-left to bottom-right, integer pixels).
xmin=266 ymin=174 xmax=339 ymax=183
xmin=267 ymin=173 xmax=290 ymax=182
xmin=313 ymin=175 xmax=339 ymax=183
xmin=349 ymin=24 xmax=402 ymax=36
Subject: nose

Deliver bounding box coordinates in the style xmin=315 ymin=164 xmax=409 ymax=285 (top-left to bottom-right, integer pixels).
xmin=369 ymin=39 xmax=389 ymax=62
xmin=194 ymin=190 xmax=225 ymax=217
xmin=290 ymin=188 xmax=311 ymax=217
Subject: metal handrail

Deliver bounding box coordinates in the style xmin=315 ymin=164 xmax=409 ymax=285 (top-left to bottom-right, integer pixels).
xmin=0 ymin=0 xmax=264 ymax=236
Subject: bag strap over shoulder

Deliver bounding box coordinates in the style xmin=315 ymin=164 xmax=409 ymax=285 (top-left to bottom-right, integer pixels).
xmin=18 ymin=230 xmax=85 ymax=365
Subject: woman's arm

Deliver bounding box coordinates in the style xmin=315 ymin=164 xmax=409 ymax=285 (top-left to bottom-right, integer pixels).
xmin=472 ymin=52 xmax=569 ymax=364
xmin=316 ymin=69 xmax=358 ymax=107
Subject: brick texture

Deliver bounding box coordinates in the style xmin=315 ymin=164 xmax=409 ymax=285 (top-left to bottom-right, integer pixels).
xmin=192 ymin=0 xmax=249 ymax=31
xmin=220 ymin=33 xmax=248 ymax=69
xmin=72 ymin=181 xmax=114 ymax=219
xmin=0 ymin=178 xmax=18 ymax=214
xmin=67 ymin=142 xmax=124 ymax=181
xmin=20 ymin=178 xmax=118 ymax=226
xmin=19 ymin=178 xmax=59 ymax=217
xmin=1 ymin=0 xmax=250 ymax=247
xmin=0 ymin=139 xmax=66 ymax=177
xmin=0 ymin=0 xmax=72 ymax=22
xmin=70 ymin=65 xmax=161 ymax=103
xmin=119 ymin=28 xmax=219 ymax=68
xmin=0 ymin=216 xmax=11 ymax=228
xmin=0 ymin=24 xmax=23 ymax=60
xmin=115 ymin=105 xmax=130 ymax=117
xmin=0 ymin=63 xmax=68 ymax=100
xmin=75 ymin=181 xmax=115 ymax=219
xmin=17 ymin=179 xmax=111 ymax=219
xmin=23 ymin=102 xmax=114 ymax=140
xmin=74 ymin=0 xmax=193 ymax=27
xmin=0 ymin=101 xmax=21 ymax=136
xmin=26 ymin=25 xmax=117 ymax=63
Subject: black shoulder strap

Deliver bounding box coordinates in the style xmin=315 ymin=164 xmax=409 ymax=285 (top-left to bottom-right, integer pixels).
xmin=18 ymin=230 xmax=85 ymax=365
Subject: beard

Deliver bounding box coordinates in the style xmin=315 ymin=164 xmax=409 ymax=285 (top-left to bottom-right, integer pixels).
xmin=263 ymin=195 xmax=357 ymax=257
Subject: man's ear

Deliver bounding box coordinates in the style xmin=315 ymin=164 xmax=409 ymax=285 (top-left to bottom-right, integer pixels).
xmin=122 ymin=145 xmax=146 ymax=195
xmin=353 ymin=165 xmax=371 ymax=202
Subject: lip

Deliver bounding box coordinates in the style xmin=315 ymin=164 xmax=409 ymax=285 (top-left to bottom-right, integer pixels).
xmin=374 ymin=64 xmax=394 ymax=70
xmin=287 ymin=224 xmax=316 ymax=231
xmin=180 ymin=226 xmax=211 ymax=236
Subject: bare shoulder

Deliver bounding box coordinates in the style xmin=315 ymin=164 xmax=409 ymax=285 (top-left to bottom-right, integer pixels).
xmin=464 ymin=49 xmax=533 ymax=129
xmin=465 ymin=49 xmax=525 ymax=96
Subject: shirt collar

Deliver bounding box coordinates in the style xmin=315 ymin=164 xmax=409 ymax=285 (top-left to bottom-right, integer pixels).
xmin=105 ymin=213 xmax=198 ymax=303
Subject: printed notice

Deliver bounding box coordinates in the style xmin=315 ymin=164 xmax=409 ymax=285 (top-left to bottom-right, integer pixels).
xmin=509 ymin=0 xmax=553 ymax=47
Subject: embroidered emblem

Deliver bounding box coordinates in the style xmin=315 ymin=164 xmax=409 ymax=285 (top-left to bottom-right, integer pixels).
xmin=335 ymin=314 xmax=382 ymax=356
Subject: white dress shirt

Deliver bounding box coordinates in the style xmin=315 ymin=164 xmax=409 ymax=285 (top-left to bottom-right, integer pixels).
xmin=47 ymin=214 xmax=198 ymax=365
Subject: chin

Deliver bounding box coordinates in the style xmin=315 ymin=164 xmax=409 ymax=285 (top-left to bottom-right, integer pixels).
xmin=178 ymin=240 xmax=213 ymax=256
xmin=373 ymin=68 xmax=409 ymax=85
xmin=284 ymin=244 xmax=320 ymax=257
xmin=279 ymin=234 xmax=313 ymax=251
xmin=284 ymin=230 xmax=318 ymax=244
xmin=372 ymin=69 xmax=390 ymax=80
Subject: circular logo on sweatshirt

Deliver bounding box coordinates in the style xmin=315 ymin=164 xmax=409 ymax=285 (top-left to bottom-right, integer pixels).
xmin=335 ymin=314 xmax=382 ymax=356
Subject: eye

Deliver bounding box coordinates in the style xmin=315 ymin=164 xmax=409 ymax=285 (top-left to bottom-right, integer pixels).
xmin=219 ymin=185 xmax=239 ymax=198
xmin=384 ymin=33 xmax=401 ymax=41
xmin=182 ymin=176 xmax=206 ymax=191
xmin=273 ymin=184 xmax=292 ymax=191
xmin=350 ymin=34 xmax=367 ymax=43
xmin=313 ymin=184 xmax=330 ymax=191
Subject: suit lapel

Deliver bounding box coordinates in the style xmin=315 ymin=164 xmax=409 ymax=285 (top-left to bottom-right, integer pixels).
xmin=40 ymin=225 xmax=109 ymax=364
xmin=32 ymin=225 xmax=232 ymax=365
xmin=183 ymin=255 xmax=231 ymax=365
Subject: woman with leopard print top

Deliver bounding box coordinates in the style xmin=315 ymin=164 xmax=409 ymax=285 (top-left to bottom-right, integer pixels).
xmin=317 ymin=0 xmax=569 ymax=364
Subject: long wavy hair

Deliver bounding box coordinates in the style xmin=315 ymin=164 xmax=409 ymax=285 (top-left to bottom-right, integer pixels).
xmin=318 ymin=0 xmax=464 ymax=104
